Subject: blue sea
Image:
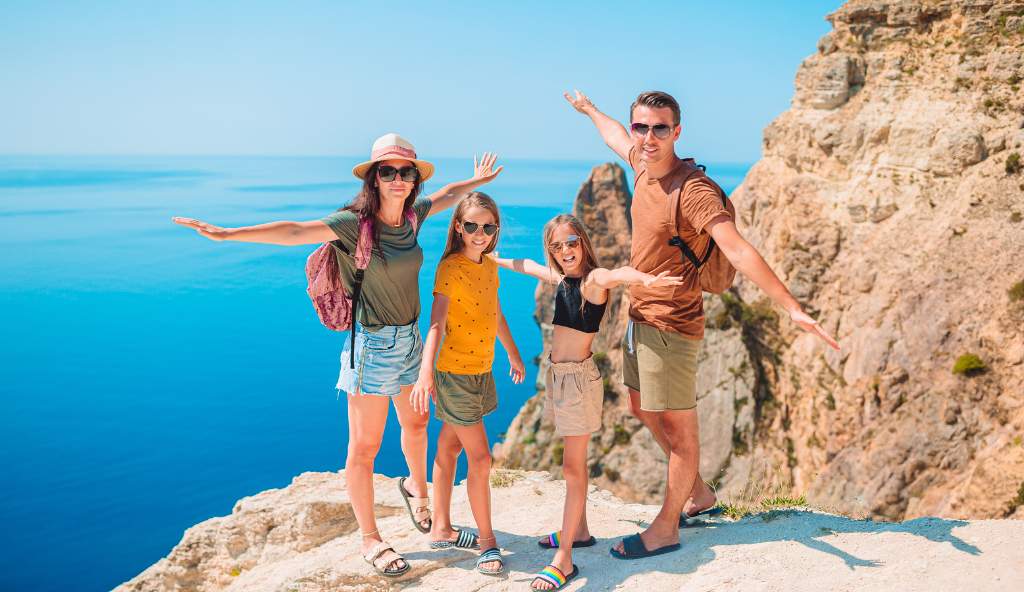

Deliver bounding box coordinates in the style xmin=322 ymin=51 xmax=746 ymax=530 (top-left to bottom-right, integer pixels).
xmin=0 ymin=155 xmax=750 ymax=591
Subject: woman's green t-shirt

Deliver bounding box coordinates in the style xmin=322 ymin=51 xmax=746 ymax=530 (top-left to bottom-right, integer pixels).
xmin=320 ymin=197 xmax=433 ymax=329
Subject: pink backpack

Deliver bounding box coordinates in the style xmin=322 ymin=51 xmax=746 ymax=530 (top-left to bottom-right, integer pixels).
xmin=305 ymin=209 xmax=418 ymax=368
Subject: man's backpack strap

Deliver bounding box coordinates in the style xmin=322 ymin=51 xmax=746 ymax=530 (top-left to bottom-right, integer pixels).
xmin=667 ymin=162 xmax=720 ymax=271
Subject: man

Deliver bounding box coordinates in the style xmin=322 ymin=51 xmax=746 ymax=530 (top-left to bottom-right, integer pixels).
xmin=564 ymin=89 xmax=839 ymax=558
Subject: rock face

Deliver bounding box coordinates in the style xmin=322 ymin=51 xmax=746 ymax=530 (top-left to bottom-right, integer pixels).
xmin=117 ymin=470 xmax=1024 ymax=591
xmin=497 ymin=0 xmax=1024 ymax=521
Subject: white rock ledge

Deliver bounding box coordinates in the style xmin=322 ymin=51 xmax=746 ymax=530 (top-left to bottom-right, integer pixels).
xmin=117 ymin=470 xmax=1024 ymax=591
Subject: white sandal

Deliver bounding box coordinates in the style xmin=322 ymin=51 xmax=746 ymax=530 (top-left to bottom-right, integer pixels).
xmin=362 ymin=541 xmax=410 ymax=577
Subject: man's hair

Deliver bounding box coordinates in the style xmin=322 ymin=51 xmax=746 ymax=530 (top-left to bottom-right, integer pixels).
xmin=630 ymin=91 xmax=681 ymax=125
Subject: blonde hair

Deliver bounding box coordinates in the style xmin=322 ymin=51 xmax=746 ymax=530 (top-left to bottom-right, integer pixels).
xmin=440 ymin=192 xmax=501 ymax=260
xmin=542 ymin=214 xmax=601 ymax=278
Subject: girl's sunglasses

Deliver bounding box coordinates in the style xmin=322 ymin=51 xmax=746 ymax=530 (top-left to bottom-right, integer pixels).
xmin=630 ymin=123 xmax=674 ymax=139
xmin=548 ymin=235 xmax=580 ymax=252
xmin=462 ymin=221 xmax=499 ymax=236
xmin=377 ymin=165 xmax=419 ymax=183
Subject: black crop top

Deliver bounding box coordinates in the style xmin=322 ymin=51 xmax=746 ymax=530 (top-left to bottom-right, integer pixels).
xmin=553 ymin=276 xmax=607 ymax=334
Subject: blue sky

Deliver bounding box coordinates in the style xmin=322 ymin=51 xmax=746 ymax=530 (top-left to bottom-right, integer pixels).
xmin=0 ymin=1 xmax=841 ymax=162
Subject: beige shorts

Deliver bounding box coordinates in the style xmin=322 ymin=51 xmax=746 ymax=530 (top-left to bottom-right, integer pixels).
xmin=434 ymin=370 xmax=497 ymax=426
xmin=622 ymin=320 xmax=700 ymax=411
xmin=544 ymin=355 xmax=604 ymax=436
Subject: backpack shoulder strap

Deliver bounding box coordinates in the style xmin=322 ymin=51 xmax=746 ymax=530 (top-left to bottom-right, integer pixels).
xmin=354 ymin=217 xmax=374 ymax=269
xmin=667 ymin=162 xmax=710 ymax=270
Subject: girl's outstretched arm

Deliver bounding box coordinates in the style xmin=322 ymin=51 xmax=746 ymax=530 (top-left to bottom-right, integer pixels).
xmin=425 ymin=153 xmax=504 ymax=217
xmin=588 ymin=266 xmax=684 ymax=290
xmin=493 ymin=255 xmax=561 ymax=284
xmin=172 ymin=217 xmax=336 ymax=246
xmin=495 ymin=296 xmax=525 ymax=384
xmin=411 ymin=293 xmax=450 ymax=415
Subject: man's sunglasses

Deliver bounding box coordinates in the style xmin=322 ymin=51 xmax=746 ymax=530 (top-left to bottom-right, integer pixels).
xmin=630 ymin=123 xmax=675 ymax=139
xmin=548 ymin=235 xmax=580 ymax=252
xmin=462 ymin=221 xmax=499 ymax=236
xmin=377 ymin=165 xmax=419 ymax=183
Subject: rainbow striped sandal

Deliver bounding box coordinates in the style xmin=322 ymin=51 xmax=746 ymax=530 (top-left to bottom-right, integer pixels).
xmin=537 ymin=531 xmax=597 ymax=549
xmin=531 ymin=564 xmax=579 ymax=590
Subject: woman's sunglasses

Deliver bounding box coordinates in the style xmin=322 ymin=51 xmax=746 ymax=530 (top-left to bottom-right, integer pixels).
xmin=462 ymin=221 xmax=499 ymax=236
xmin=548 ymin=235 xmax=580 ymax=252
xmin=377 ymin=165 xmax=419 ymax=183
xmin=630 ymin=123 xmax=675 ymax=139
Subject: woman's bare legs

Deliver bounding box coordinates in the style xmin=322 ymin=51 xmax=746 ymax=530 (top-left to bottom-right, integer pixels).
xmin=392 ymin=385 xmax=431 ymax=528
xmin=345 ymin=393 xmax=406 ymax=569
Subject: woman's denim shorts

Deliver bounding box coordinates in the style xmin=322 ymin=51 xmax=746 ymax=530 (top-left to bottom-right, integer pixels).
xmin=337 ymin=322 xmax=423 ymax=397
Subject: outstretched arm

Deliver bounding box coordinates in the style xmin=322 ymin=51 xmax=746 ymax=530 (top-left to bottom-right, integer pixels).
xmin=496 ymin=297 xmax=525 ymax=384
xmin=172 ymin=217 xmax=336 ymax=246
xmin=707 ymin=216 xmax=840 ymax=350
xmin=410 ymin=293 xmax=450 ymax=414
xmin=425 ymin=152 xmax=504 ymax=217
xmin=588 ymin=267 xmax=683 ymax=290
xmin=493 ymin=256 xmax=561 ymax=284
xmin=564 ymin=89 xmax=632 ymax=162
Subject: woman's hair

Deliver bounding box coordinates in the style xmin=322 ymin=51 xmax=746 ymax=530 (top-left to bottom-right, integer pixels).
xmin=440 ymin=192 xmax=501 ymax=260
xmin=542 ymin=214 xmax=601 ymax=278
xmin=342 ymin=161 xmax=423 ymax=254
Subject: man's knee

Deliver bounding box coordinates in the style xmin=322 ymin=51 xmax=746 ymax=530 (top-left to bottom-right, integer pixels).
xmin=660 ymin=412 xmax=699 ymax=454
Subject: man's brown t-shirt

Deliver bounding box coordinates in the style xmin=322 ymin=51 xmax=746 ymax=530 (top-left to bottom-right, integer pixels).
xmin=627 ymin=146 xmax=731 ymax=339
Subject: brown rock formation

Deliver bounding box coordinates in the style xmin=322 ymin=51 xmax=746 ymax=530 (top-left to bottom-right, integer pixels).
xmin=497 ymin=0 xmax=1024 ymax=521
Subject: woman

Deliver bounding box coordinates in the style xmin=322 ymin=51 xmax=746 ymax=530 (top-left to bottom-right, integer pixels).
xmin=173 ymin=133 xmax=502 ymax=577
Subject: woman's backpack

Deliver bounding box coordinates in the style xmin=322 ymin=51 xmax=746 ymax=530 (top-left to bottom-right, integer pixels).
xmin=305 ymin=209 xmax=418 ymax=368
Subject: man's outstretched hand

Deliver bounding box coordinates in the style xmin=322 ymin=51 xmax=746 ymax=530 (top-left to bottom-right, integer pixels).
xmin=563 ymin=89 xmax=596 ymax=115
xmin=789 ymin=309 xmax=840 ymax=351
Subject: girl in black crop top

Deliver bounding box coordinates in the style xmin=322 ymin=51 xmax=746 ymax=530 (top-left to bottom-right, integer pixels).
xmin=494 ymin=214 xmax=682 ymax=590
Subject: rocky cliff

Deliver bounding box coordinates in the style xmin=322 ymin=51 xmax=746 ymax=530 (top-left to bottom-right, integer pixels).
xmin=496 ymin=0 xmax=1024 ymax=521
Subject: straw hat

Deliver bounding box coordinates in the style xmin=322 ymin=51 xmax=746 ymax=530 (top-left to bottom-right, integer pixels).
xmin=352 ymin=133 xmax=435 ymax=182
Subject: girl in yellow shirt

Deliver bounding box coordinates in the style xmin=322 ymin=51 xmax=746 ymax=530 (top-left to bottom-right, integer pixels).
xmin=410 ymin=192 xmax=524 ymax=575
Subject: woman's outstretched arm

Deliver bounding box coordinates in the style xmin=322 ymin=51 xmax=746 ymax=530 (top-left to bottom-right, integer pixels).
xmin=172 ymin=217 xmax=336 ymax=246
xmin=424 ymin=152 xmax=503 ymax=217
xmin=493 ymin=255 xmax=561 ymax=284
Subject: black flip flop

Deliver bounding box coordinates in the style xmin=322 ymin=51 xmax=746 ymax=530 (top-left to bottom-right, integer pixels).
xmin=609 ymin=533 xmax=681 ymax=560
xmin=537 ymin=531 xmax=597 ymax=549
xmin=679 ymin=505 xmax=725 ymax=526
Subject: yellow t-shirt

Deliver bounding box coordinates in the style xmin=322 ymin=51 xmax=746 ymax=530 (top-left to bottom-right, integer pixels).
xmin=433 ymin=253 xmax=499 ymax=374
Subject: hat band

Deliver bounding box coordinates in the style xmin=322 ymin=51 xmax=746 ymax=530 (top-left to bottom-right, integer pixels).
xmin=371 ymin=145 xmax=417 ymax=160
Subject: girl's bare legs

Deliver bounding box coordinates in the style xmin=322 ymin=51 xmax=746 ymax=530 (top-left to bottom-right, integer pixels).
xmin=429 ymin=423 xmax=464 ymax=543
xmin=345 ymin=393 xmax=405 ymax=569
xmin=534 ymin=434 xmax=589 ymax=589
xmin=450 ymin=422 xmax=501 ymax=572
xmin=392 ymin=385 xmax=431 ymax=527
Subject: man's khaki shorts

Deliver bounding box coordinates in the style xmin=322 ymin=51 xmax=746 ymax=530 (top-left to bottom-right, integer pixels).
xmin=544 ymin=355 xmax=603 ymax=436
xmin=622 ymin=321 xmax=700 ymax=411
